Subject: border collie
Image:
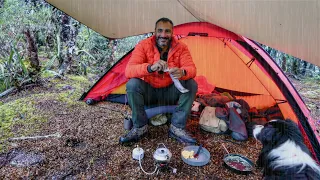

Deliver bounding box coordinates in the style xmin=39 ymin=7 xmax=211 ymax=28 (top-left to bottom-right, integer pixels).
xmin=253 ymin=119 xmax=320 ymax=179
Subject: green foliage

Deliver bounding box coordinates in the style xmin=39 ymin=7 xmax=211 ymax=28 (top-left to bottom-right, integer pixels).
xmin=261 ymin=44 xmax=320 ymax=77
xmin=0 ymin=0 xmax=52 ymax=92
xmin=114 ymin=34 xmax=151 ymax=60
xmin=45 ymin=34 xmax=61 ymax=69
xmin=76 ymin=29 xmax=111 ymax=75
xmin=0 ymin=0 xmax=52 ymax=46
xmin=0 ymin=0 xmax=150 ymax=83
xmin=0 ymin=37 xmax=31 ymax=92
xmin=76 ymin=25 xmax=149 ymax=76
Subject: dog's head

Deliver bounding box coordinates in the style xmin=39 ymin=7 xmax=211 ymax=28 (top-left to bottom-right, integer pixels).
xmin=253 ymin=119 xmax=303 ymax=147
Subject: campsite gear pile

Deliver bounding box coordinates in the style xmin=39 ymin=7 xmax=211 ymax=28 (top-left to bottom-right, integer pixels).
xmin=191 ymin=88 xmax=286 ymax=142
xmin=199 ymin=106 xmax=228 ymax=134
xmin=193 ymin=91 xmax=251 ymax=141
xmin=181 ymin=145 xmax=210 ymax=166
xmin=134 ymin=143 xmax=177 ymax=175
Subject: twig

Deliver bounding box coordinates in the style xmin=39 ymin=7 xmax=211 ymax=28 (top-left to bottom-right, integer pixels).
xmin=0 ymin=87 xmax=16 ymax=98
xmin=221 ymin=143 xmax=230 ymax=154
xmin=7 ymin=132 xmax=62 ymax=142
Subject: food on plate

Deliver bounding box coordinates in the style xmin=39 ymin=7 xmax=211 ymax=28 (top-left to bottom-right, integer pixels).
xmin=182 ymin=150 xmax=195 ymax=159
xmin=225 ymin=156 xmax=252 ymax=171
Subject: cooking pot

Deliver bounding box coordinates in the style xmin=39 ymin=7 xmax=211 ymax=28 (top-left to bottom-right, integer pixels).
xmin=221 ymin=143 xmax=254 ymax=175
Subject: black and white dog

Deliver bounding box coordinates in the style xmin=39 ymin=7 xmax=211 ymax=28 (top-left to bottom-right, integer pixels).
xmin=253 ymin=119 xmax=320 ymax=179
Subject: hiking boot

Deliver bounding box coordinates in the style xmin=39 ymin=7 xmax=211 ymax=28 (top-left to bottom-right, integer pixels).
xmin=168 ymin=124 xmax=196 ymax=144
xmin=119 ymin=125 xmax=148 ymax=145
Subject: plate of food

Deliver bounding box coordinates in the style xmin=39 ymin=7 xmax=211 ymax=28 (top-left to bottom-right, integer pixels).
xmin=181 ymin=145 xmax=210 ymax=166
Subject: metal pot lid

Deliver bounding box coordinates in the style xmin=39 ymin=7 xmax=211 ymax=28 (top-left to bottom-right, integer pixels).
xmin=154 ymin=148 xmax=172 ymax=161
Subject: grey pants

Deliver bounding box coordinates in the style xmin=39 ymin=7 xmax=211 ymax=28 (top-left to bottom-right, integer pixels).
xmin=126 ymin=78 xmax=198 ymax=129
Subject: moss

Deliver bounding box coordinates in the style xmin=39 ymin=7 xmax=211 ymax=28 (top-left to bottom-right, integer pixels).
xmin=302 ymin=77 xmax=320 ymax=86
xmin=67 ymin=75 xmax=92 ymax=91
xmin=68 ymin=75 xmax=89 ymax=84
xmin=53 ymin=75 xmax=91 ymax=106
xmin=0 ymin=74 xmax=92 ymax=152
xmin=0 ymin=97 xmax=48 ymax=153
xmin=41 ymin=70 xmax=57 ymax=78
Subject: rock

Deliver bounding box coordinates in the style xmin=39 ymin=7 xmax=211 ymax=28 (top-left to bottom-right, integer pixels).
xmin=0 ymin=149 xmax=21 ymax=167
xmin=10 ymin=151 xmax=44 ymax=167
xmin=62 ymin=85 xmax=73 ymax=90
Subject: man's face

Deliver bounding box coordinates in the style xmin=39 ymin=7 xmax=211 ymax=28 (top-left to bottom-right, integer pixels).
xmin=155 ymin=21 xmax=173 ymax=48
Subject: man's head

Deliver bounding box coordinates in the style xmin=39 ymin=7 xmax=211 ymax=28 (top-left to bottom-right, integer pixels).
xmin=155 ymin=17 xmax=173 ymax=48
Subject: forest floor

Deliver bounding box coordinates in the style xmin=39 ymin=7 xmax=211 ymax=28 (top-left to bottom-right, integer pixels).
xmin=0 ymin=73 xmax=319 ymax=179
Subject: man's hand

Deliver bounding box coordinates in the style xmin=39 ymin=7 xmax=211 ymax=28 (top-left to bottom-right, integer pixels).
xmin=151 ymin=60 xmax=167 ymax=72
xmin=169 ymin=67 xmax=185 ymax=79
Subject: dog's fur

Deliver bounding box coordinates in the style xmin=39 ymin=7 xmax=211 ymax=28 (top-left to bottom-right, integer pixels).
xmin=253 ymin=119 xmax=320 ymax=179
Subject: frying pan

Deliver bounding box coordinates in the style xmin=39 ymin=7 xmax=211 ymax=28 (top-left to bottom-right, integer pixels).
xmin=221 ymin=143 xmax=254 ymax=175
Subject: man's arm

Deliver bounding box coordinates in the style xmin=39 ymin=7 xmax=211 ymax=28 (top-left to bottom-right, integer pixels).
xmin=179 ymin=44 xmax=197 ymax=80
xmin=125 ymin=42 xmax=151 ymax=78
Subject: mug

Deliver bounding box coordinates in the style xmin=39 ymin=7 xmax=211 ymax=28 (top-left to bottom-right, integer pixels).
xmin=124 ymin=117 xmax=133 ymax=130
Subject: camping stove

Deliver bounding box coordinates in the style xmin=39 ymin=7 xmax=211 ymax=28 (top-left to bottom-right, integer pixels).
xmin=153 ymin=143 xmax=172 ymax=170
xmin=134 ymin=143 xmax=177 ymax=175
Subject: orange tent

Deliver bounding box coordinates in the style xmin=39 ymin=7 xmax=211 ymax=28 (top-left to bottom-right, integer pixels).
xmin=78 ymin=22 xmax=320 ymax=162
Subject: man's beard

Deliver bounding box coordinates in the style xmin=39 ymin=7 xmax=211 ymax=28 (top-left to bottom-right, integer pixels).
xmin=157 ymin=37 xmax=171 ymax=47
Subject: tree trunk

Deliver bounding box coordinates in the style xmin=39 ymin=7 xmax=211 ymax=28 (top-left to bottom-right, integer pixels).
xmin=291 ymin=57 xmax=300 ymax=75
xmin=47 ymin=8 xmax=60 ymax=58
xmin=58 ymin=13 xmax=70 ymax=68
xmin=108 ymin=40 xmax=117 ymax=65
xmin=58 ymin=14 xmax=79 ymax=76
xmin=24 ymin=29 xmax=40 ymax=73
xmin=0 ymin=0 xmax=4 ymax=8
xmin=308 ymin=63 xmax=315 ymax=77
xmin=270 ymin=49 xmax=277 ymax=59
xmin=266 ymin=46 xmax=272 ymax=54
xmin=24 ymin=0 xmax=37 ymax=7
xmin=281 ymin=55 xmax=287 ymax=72
xmin=301 ymin=61 xmax=308 ymax=76
xmin=276 ymin=51 xmax=283 ymax=66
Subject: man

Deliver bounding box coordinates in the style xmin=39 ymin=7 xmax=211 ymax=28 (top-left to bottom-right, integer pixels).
xmin=119 ymin=17 xmax=198 ymax=144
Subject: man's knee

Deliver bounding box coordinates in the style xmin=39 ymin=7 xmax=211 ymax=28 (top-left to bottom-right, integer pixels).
xmin=185 ymin=79 xmax=198 ymax=93
xmin=126 ymin=78 xmax=142 ymax=92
